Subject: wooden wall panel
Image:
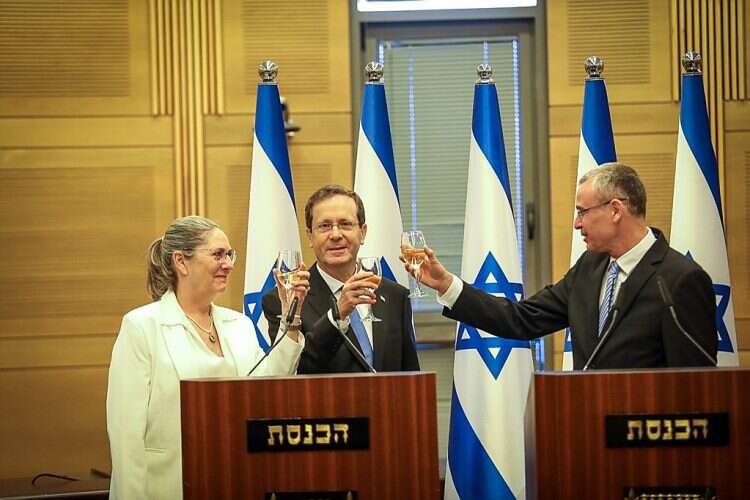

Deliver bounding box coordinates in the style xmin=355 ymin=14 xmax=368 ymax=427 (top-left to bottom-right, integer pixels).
xmin=548 ymin=0 xmax=673 ymax=106
xmin=0 ymin=147 xmax=173 ymax=477
xmin=204 ymin=143 xmax=353 ymax=312
xmin=725 ymin=130 xmax=750 ymax=353
xmin=204 ymin=113 xmax=352 ymax=146
xmin=222 ymin=0 xmax=351 ymax=113
xmin=0 ymin=117 xmax=172 ymax=148
xmin=0 ymin=367 xmax=111 ymax=479
xmin=0 ymin=148 xmax=175 ymax=337
xmin=0 ymin=0 xmax=150 ymax=115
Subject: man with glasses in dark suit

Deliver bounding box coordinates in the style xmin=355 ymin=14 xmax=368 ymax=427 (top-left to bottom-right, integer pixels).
xmin=407 ymin=163 xmax=717 ymax=369
xmin=264 ymin=184 xmax=419 ymax=373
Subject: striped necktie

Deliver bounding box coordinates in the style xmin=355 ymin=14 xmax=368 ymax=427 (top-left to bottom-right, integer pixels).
xmin=598 ymin=261 xmax=620 ymax=335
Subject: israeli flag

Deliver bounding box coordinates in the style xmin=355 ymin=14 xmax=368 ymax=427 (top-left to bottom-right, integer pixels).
xmin=444 ymin=69 xmax=533 ymax=500
xmin=562 ymin=73 xmax=617 ymax=370
xmin=243 ymin=77 xmax=301 ymax=352
xmin=353 ymin=64 xmax=408 ymax=286
xmin=670 ymin=66 xmax=738 ymax=366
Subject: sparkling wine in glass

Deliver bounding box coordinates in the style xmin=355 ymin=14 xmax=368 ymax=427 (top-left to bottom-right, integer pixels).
xmin=401 ymin=230 xmax=427 ymax=298
xmin=357 ymin=256 xmax=382 ymax=322
xmin=276 ymin=249 xmax=301 ymax=317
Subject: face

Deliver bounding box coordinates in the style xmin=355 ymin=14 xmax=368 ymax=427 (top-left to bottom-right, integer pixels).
xmin=176 ymin=228 xmax=235 ymax=299
xmin=574 ymin=179 xmax=618 ymax=253
xmin=307 ymin=194 xmax=367 ymax=277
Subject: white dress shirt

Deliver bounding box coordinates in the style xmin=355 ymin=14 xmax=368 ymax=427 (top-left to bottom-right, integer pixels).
xmin=597 ymin=227 xmax=656 ymax=308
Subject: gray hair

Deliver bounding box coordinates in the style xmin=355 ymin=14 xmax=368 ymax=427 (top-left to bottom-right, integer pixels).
xmin=146 ymin=215 xmax=220 ymax=300
xmin=579 ymin=162 xmax=647 ymax=217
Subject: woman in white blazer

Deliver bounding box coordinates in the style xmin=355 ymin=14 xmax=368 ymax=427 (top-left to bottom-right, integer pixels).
xmin=106 ymin=216 xmax=308 ymax=499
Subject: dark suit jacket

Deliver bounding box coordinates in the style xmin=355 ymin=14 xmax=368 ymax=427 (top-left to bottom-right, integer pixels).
xmin=444 ymin=229 xmax=717 ymax=369
xmin=262 ymin=263 xmax=420 ymax=373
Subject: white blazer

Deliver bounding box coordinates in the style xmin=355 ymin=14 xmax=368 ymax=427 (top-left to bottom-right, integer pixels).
xmin=106 ymin=290 xmax=303 ymax=499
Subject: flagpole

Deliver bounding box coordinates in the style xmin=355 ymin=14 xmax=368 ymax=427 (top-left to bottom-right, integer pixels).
xmin=562 ymin=56 xmax=617 ymax=370
xmin=669 ymin=52 xmax=738 ymax=366
xmin=444 ymin=64 xmax=533 ymax=500
xmin=354 ymin=61 xmax=409 ymax=287
xmin=243 ymin=60 xmax=302 ymax=352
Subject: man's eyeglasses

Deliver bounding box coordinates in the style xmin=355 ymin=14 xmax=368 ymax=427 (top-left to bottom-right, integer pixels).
xmin=575 ymin=198 xmax=627 ymax=219
xmin=196 ymin=248 xmax=238 ymax=264
xmin=312 ymin=221 xmax=359 ymax=234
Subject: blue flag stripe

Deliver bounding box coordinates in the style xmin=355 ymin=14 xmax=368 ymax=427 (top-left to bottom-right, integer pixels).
xmin=255 ymin=84 xmax=296 ymax=203
xmin=472 ymin=83 xmax=512 ymax=206
xmin=581 ymin=79 xmax=617 ymax=164
xmin=447 ymin=386 xmax=515 ymax=499
xmin=679 ymin=74 xmax=723 ymax=222
xmin=243 ymin=266 xmax=277 ymax=352
xmin=361 ymin=83 xmax=400 ymax=201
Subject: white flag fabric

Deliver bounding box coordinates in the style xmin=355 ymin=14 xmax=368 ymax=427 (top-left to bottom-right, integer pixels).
xmin=562 ymin=76 xmax=617 ymax=370
xmin=669 ymin=70 xmax=738 ymax=366
xmin=443 ymin=79 xmax=533 ymax=500
xmin=243 ymin=82 xmax=301 ymax=351
xmin=354 ymin=78 xmax=409 ymax=287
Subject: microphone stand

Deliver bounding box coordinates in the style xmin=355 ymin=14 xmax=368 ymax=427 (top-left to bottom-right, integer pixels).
xmin=246 ymin=297 xmax=299 ymax=376
xmin=582 ymin=308 xmax=620 ymax=371
xmin=656 ymin=276 xmax=717 ymax=366
xmin=330 ymin=295 xmax=376 ymax=374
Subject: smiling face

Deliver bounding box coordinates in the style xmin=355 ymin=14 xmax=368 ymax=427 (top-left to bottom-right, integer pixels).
xmin=177 ymin=228 xmax=234 ymax=300
xmin=307 ymin=194 xmax=367 ymax=281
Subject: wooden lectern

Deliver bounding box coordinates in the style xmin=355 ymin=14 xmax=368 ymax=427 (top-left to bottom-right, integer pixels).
xmin=529 ymin=368 xmax=750 ymax=499
xmin=180 ymin=372 xmax=440 ymax=500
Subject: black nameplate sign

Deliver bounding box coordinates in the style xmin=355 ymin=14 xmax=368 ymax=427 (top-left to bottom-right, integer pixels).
xmin=248 ymin=417 xmax=369 ymax=452
xmin=264 ymin=491 xmax=358 ymax=500
xmin=606 ymin=412 xmax=729 ymax=447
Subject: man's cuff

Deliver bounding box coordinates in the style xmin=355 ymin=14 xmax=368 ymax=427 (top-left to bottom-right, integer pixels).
xmin=327 ymin=309 xmax=350 ymax=333
xmin=436 ymin=274 xmax=463 ymax=309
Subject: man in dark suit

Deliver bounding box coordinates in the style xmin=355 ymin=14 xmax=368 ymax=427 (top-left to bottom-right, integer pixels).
xmin=263 ymin=185 xmax=419 ymax=373
xmin=408 ymin=163 xmax=717 ymax=369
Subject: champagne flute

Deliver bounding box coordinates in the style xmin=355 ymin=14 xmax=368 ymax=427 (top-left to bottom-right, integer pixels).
xmin=357 ymin=256 xmax=382 ymax=322
xmin=276 ymin=249 xmax=302 ymax=318
xmin=401 ymin=230 xmax=427 ymax=298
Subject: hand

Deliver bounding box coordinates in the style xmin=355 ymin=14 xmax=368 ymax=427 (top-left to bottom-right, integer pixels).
xmin=337 ymin=271 xmax=377 ymax=319
xmin=273 ymin=263 xmax=310 ymax=317
xmin=402 ymin=246 xmax=453 ymax=296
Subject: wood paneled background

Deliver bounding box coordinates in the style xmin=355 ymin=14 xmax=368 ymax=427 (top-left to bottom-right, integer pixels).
xmin=0 ymin=0 xmax=351 ymax=479
xmin=548 ymin=0 xmax=750 ymax=369
xmin=0 ymin=0 xmax=747 ymax=480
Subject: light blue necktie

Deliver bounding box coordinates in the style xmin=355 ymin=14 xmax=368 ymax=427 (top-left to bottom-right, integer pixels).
xmin=598 ymin=261 xmax=620 ymax=335
xmin=349 ymin=307 xmax=374 ymax=366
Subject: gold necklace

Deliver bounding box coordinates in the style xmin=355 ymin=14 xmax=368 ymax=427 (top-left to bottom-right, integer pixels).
xmin=186 ymin=312 xmax=217 ymax=343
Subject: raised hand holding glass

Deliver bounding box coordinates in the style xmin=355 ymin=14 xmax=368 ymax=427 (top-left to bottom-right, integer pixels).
xmin=401 ymin=231 xmax=427 ymax=298
xmin=276 ymin=249 xmax=302 ymax=317
xmin=357 ymin=256 xmax=382 ymax=322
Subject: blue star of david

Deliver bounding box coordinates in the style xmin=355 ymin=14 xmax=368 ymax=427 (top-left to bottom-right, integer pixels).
xmin=455 ymin=252 xmax=530 ymax=379
xmin=685 ymin=251 xmax=735 ymax=354
xmin=714 ymin=283 xmax=734 ymax=353
xmin=243 ymin=266 xmax=276 ymax=352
